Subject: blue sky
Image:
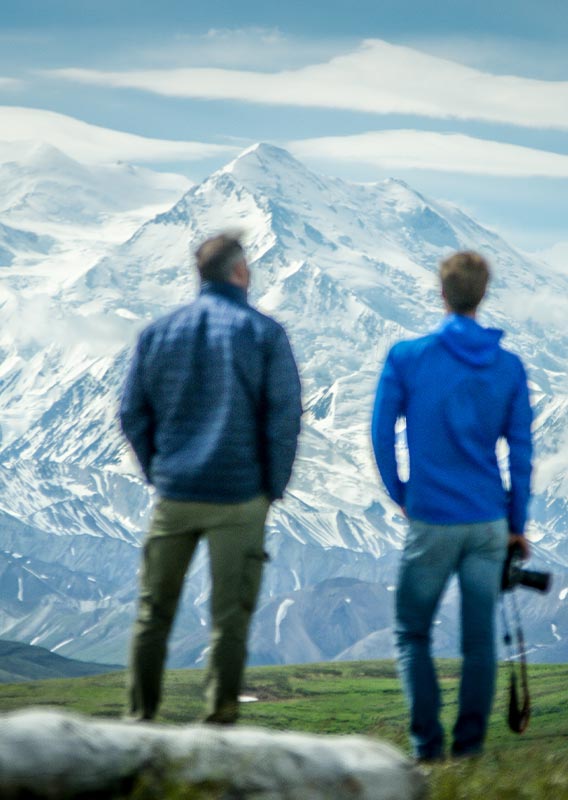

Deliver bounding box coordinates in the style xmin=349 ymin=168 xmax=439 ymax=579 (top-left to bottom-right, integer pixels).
xmin=1 ymin=0 xmax=567 ymax=254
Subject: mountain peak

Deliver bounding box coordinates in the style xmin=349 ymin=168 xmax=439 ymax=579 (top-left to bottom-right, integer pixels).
xmin=235 ymin=142 xmax=300 ymax=164
xmin=21 ymin=141 xmax=84 ymax=174
xmin=239 ymin=142 xmax=298 ymax=162
xmin=222 ymin=142 xmax=308 ymax=180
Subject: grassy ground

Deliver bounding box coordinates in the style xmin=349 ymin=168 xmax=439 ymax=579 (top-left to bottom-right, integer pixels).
xmin=0 ymin=659 xmax=566 ymax=798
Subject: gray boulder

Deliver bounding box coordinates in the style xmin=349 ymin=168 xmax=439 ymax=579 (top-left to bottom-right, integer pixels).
xmin=0 ymin=708 xmax=427 ymax=799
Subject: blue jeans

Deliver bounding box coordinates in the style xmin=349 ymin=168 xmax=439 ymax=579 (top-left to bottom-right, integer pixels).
xmin=395 ymin=518 xmax=508 ymax=759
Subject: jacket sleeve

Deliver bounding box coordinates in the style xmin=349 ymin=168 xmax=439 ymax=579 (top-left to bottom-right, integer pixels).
xmin=371 ymin=348 xmax=406 ymax=507
xmin=505 ymin=361 xmax=533 ymax=535
xmin=262 ymin=327 xmax=302 ymax=501
xmin=119 ymin=332 xmax=156 ymax=482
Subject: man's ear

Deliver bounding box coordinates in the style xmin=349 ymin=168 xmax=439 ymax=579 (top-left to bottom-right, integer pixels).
xmin=231 ymin=259 xmax=250 ymax=289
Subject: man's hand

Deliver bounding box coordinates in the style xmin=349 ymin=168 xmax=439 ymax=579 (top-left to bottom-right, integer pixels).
xmin=508 ymin=533 xmax=530 ymax=560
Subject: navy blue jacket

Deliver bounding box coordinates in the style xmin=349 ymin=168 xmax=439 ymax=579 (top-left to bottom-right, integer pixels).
xmin=372 ymin=314 xmax=532 ymax=533
xmin=120 ymin=281 xmax=302 ymax=503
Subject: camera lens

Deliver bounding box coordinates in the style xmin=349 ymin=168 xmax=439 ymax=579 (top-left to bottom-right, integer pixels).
xmin=519 ymin=568 xmax=551 ymax=594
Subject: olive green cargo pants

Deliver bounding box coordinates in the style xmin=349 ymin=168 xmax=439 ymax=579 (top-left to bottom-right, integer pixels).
xmin=128 ymin=494 xmax=270 ymax=722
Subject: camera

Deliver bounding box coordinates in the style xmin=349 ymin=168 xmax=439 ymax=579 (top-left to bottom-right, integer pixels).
xmin=501 ymin=543 xmax=551 ymax=593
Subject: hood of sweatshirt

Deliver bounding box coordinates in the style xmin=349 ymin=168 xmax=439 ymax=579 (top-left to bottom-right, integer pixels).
xmin=437 ymin=314 xmax=503 ymax=366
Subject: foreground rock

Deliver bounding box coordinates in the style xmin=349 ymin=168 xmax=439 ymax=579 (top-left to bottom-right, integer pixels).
xmin=0 ymin=709 xmax=426 ymax=799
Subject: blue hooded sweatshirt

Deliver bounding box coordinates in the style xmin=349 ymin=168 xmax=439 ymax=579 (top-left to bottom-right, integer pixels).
xmin=371 ymin=314 xmax=532 ymax=533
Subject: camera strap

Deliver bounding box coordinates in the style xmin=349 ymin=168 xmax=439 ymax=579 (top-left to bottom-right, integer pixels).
xmin=500 ymin=590 xmax=531 ymax=734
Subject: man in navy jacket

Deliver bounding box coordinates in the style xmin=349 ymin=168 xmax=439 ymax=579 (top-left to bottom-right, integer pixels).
xmin=372 ymin=251 xmax=532 ymax=760
xmin=120 ymin=233 xmax=302 ymax=723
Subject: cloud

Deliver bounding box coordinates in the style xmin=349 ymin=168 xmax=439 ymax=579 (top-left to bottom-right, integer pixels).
xmin=0 ymin=106 xmax=237 ymax=164
xmin=288 ymin=130 xmax=568 ymax=177
xmin=0 ymin=77 xmax=22 ymax=89
xmin=3 ymin=292 xmax=134 ymax=358
xmin=400 ymin=34 xmax=568 ymax=82
xmin=509 ymin=288 xmax=568 ymax=334
xmin=139 ymin=28 xmax=344 ymax=71
xmin=45 ymin=39 xmax=568 ymax=130
xmin=534 ymin=241 xmax=568 ymax=274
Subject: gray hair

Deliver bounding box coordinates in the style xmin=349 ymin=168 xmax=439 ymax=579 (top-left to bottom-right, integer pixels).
xmin=194 ymin=234 xmax=245 ymax=282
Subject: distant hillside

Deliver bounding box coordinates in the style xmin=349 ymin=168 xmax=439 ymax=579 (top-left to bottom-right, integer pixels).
xmin=0 ymin=639 xmax=121 ymax=683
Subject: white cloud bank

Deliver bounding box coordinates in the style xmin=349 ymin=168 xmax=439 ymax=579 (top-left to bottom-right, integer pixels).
xmin=535 ymin=241 xmax=568 ymax=274
xmin=289 ymin=130 xmax=568 ymax=177
xmin=0 ymin=106 xmax=236 ymax=164
xmin=47 ymin=39 xmax=568 ymax=130
xmin=510 ymin=288 xmax=568 ymax=333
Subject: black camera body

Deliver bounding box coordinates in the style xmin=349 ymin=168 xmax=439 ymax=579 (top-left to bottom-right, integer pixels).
xmin=501 ymin=544 xmax=551 ymax=594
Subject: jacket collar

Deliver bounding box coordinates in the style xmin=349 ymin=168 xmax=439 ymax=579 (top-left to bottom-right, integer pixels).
xmin=200 ymin=280 xmax=248 ymax=306
xmin=437 ymin=313 xmax=503 ymax=366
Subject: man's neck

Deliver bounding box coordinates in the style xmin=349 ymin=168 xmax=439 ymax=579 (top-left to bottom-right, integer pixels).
xmin=444 ymin=303 xmax=477 ymax=320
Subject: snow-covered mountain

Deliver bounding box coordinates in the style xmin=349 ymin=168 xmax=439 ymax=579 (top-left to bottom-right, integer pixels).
xmin=0 ymin=141 xmax=191 ymax=226
xmin=0 ymin=142 xmax=566 ymax=667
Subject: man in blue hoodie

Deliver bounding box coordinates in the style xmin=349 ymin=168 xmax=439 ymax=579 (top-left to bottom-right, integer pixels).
xmin=371 ymin=251 xmax=532 ymax=761
xmin=120 ymin=233 xmax=302 ymax=724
